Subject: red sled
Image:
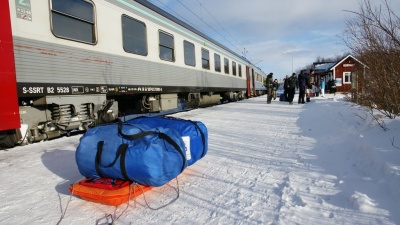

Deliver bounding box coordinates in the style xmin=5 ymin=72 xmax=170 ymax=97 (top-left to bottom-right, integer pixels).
xmin=69 ymin=178 xmax=152 ymax=206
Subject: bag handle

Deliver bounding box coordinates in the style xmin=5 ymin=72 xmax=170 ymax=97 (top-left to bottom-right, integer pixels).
xmin=133 ymin=116 xmax=207 ymax=159
xmin=118 ymin=120 xmax=187 ymax=173
xmin=95 ymin=141 xmax=129 ymax=178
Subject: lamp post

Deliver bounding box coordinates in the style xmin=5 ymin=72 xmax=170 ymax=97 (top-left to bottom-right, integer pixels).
xmin=291 ymin=54 xmax=293 ymax=74
xmin=282 ymin=51 xmax=294 ymax=74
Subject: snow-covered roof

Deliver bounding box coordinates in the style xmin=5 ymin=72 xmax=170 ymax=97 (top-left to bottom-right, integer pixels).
xmin=313 ymin=62 xmax=336 ymax=73
xmin=313 ymin=55 xmax=367 ymax=73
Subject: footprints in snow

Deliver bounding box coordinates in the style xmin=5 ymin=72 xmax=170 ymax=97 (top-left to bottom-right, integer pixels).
xmin=275 ymin=178 xmax=306 ymax=213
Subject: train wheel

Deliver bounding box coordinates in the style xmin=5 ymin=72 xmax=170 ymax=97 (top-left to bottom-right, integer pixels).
xmin=0 ymin=130 xmax=19 ymax=149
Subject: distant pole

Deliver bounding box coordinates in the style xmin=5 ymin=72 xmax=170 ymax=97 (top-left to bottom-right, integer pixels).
xmin=291 ymin=54 xmax=293 ymax=73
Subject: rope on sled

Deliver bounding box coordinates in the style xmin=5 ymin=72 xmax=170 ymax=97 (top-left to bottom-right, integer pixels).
xmin=106 ymin=181 xmax=136 ymax=225
xmin=108 ymin=177 xmax=180 ymax=224
xmin=141 ymin=177 xmax=180 ymax=210
xmin=57 ymin=181 xmax=78 ymax=225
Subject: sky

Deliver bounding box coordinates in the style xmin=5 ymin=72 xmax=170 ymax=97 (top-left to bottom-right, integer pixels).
xmin=1 ymin=93 xmax=400 ymax=224
xmin=146 ymin=0 xmax=400 ymax=81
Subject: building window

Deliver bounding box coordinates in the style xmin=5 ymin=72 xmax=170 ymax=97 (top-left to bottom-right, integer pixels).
xmin=122 ymin=15 xmax=147 ymax=56
xmin=343 ymin=72 xmax=351 ymax=84
xmin=184 ymin=41 xmax=195 ymax=67
xmin=224 ymin=58 xmax=229 ymax=74
xmin=214 ymin=53 xmax=221 ymax=72
xmin=232 ymin=61 xmax=237 ymax=76
xmin=51 ymin=0 xmax=96 ymax=44
xmin=159 ymin=31 xmax=174 ymax=61
xmin=202 ymin=48 xmax=210 ymax=69
xmin=238 ymin=64 xmax=242 ymax=77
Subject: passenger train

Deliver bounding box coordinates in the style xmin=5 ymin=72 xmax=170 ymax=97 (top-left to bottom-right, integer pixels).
xmin=0 ymin=0 xmax=267 ymax=148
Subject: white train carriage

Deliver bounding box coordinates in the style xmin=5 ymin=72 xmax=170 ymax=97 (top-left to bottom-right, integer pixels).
xmin=1 ymin=0 xmax=266 ymax=147
xmin=253 ymin=67 xmax=267 ymax=96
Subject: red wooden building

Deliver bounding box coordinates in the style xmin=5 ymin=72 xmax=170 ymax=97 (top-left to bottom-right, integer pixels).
xmin=313 ymin=55 xmax=367 ymax=93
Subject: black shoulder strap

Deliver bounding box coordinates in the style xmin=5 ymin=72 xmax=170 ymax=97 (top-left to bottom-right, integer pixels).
xmin=95 ymin=141 xmax=105 ymax=178
xmin=118 ymin=120 xmax=154 ymax=140
xmin=95 ymin=141 xmax=129 ymax=178
xmin=118 ymin=120 xmax=186 ymax=173
xmin=158 ymin=132 xmax=186 ymax=172
xmin=96 ymin=141 xmax=135 ymax=183
xmin=163 ymin=116 xmax=207 ymax=158
xmin=120 ymin=144 xmax=130 ymax=181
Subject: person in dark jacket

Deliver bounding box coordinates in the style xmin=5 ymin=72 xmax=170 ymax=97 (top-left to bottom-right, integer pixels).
xmin=283 ymin=75 xmax=289 ymax=101
xmin=329 ymin=79 xmax=337 ymax=96
xmin=297 ymin=69 xmax=307 ymax=104
xmin=266 ymin=73 xmax=274 ymax=104
xmin=287 ymin=73 xmax=297 ymax=105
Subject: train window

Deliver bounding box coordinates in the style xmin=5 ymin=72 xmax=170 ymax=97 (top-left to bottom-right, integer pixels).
xmin=122 ymin=15 xmax=147 ymax=56
xmin=224 ymin=58 xmax=229 ymax=74
xmin=232 ymin=61 xmax=237 ymax=76
xmin=202 ymin=48 xmax=210 ymax=70
xmin=239 ymin=64 xmax=242 ymax=77
xmin=214 ymin=53 xmax=221 ymax=72
xmin=159 ymin=31 xmax=175 ymax=61
xmin=50 ymin=0 xmax=96 ymax=44
xmin=184 ymin=41 xmax=196 ymax=67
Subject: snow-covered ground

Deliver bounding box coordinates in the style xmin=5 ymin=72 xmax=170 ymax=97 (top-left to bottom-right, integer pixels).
xmin=1 ymin=93 xmax=399 ymax=225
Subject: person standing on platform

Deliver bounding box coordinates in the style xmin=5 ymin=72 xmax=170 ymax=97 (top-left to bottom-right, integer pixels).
xmin=283 ymin=75 xmax=289 ymax=101
xmin=266 ymin=73 xmax=274 ymax=104
xmin=287 ymin=73 xmax=297 ymax=105
xmin=329 ymin=79 xmax=337 ymax=96
xmin=272 ymin=79 xmax=279 ymax=100
xmin=297 ymin=69 xmax=307 ymax=104
xmin=320 ymin=77 xmax=325 ymax=97
xmin=306 ymin=69 xmax=315 ymax=102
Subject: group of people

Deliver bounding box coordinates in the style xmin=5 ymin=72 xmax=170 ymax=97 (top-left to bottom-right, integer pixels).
xmin=266 ymin=69 xmax=337 ymax=105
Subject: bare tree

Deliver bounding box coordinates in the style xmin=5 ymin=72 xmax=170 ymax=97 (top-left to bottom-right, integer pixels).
xmin=342 ymin=0 xmax=400 ymax=118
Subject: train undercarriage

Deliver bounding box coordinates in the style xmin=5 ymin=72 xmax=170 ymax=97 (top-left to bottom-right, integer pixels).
xmin=0 ymin=91 xmax=244 ymax=149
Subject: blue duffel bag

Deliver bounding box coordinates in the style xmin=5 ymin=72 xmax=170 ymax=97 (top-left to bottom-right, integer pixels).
xmin=125 ymin=116 xmax=208 ymax=166
xmin=76 ymin=121 xmax=187 ymax=187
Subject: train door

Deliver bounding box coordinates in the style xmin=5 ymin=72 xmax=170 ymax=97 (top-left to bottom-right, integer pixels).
xmin=0 ymin=0 xmax=20 ymax=131
xmin=246 ymin=66 xmax=251 ymax=98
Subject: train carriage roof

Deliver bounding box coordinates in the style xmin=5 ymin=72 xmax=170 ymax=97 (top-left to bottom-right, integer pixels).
xmin=133 ymin=0 xmax=251 ymax=65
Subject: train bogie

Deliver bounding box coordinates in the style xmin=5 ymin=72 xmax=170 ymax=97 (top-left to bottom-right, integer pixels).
xmin=17 ymin=95 xmax=117 ymax=144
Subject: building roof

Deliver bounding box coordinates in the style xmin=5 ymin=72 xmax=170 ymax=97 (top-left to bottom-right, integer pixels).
xmin=312 ymin=55 xmax=367 ymax=73
xmin=313 ymin=62 xmax=336 ymax=73
xmin=329 ymin=54 xmax=368 ymax=70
